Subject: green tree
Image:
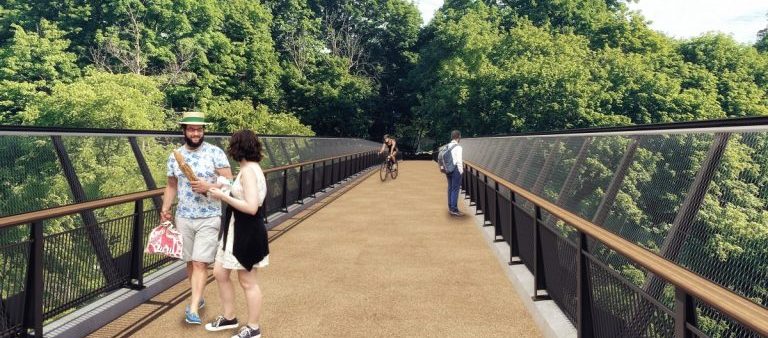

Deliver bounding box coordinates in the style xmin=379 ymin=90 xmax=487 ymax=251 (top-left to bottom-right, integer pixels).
xmin=205 ymin=97 xmax=314 ymax=135
xmin=0 ymin=20 xmax=80 ymax=123
xmin=679 ymin=34 xmax=768 ymax=117
xmin=281 ymin=56 xmax=373 ymax=137
xmin=409 ymin=2 xmax=507 ymax=140
xmin=267 ymin=0 xmax=325 ymax=74
xmin=20 ymin=71 xmax=168 ymax=129
xmin=755 ymin=13 xmax=767 ymax=53
xmin=592 ymin=48 xmax=724 ymax=124
xmin=87 ymin=0 xmax=282 ymax=111
xmin=269 ymin=0 xmax=421 ymax=139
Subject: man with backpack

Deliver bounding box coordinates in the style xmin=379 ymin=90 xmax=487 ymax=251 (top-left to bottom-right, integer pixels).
xmin=438 ymin=130 xmax=464 ymax=216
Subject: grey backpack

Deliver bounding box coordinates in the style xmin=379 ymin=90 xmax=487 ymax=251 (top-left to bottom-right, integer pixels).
xmin=438 ymin=144 xmax=457 ymax=174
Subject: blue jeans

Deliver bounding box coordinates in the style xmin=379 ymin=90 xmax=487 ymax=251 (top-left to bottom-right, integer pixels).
xmin=446 ymin=170 xmax=462 ymax=212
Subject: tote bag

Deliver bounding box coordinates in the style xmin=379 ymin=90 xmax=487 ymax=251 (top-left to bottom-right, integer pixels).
xmin=145 ymin=221 xmax=183 ymax=259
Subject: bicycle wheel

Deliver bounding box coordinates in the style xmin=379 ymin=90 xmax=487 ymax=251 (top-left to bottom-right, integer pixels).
xmin=379 ymin=162 xmax=388 ymax=181
xmin=390 ymin=161 xmax=398 ymax=179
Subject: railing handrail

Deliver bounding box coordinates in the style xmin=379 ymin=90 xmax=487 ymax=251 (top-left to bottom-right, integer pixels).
xmin=262 ymin=150 xmax=371 ymax=173
xmin=464 ymin=159 xmax=768 ymax=336
xmin=0 ymin=189 xmax=164 ymax=229
xmin=0 ymin=150 xmax=375 ymax=229
xmin=465 ymin=116 xmax=768 ymax=139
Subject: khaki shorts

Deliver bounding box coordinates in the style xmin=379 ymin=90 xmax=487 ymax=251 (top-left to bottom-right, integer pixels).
xmin=175 ymin=216 xmax=220 ymax=263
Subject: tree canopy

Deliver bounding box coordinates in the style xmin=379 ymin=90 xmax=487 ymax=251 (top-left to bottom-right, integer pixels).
xmin=407 ymin=0 xmax=768 ymax=144
xmin=2 ymin=0 xmax=765 ymax=143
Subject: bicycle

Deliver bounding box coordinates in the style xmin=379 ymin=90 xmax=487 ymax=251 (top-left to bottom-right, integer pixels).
xmin=379 ymin=154 xmax=399 ymax=181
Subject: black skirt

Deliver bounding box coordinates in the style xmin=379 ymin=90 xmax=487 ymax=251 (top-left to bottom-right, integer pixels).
xmin=221 ymin=204 xmax=269 ymax=271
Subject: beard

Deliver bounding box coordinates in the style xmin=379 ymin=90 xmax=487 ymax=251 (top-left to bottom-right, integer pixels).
xmin=184 ymin=135 xmax=204 ymax=149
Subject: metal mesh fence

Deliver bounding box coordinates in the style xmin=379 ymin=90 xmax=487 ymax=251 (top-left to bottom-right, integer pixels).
xmin=265 ymin=171 xmax=285 ymax=215
xmin=461 ymin=123 xmax=768 ymax=337
xmin=0 ymin=238 xmax=27 ymax=335
xmin=586 ymin=255 xmax=675 ymax=338
xmin=43 ymin=221 xmax=118 ymax=319
xmin=0 ymin=130 xmax=378 ymax=220
xmin=540 ymin=224 xmax=577 ymax=323
xmin=0 ymin=136 xmax=75 ymax=217
xmin=694 ymin=298 xmax=763 ymax=337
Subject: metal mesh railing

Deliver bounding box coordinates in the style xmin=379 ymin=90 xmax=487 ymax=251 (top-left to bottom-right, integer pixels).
xmin=0 ymin=237 xmax=27 ymax=336
xmin=0 ymin=136 xmax=75 ymax=217
xmin=0 ymin=126 xmax=379 ymax=337
xmin=460 ymin=118 xmax=768 ymax=337
xmin=0 ymin=128 xmax=379 ymax=219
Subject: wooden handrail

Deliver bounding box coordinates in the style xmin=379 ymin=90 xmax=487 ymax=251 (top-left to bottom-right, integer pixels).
xmin=263 ymin=150 xmax=373 ymax=174
xmin=0 ymin=189 xmax=164 ymax=229
xmin=0 ymin=150 xmax=375 ymax=229
xmin=464 ymin=160 xmax=768 ymax=336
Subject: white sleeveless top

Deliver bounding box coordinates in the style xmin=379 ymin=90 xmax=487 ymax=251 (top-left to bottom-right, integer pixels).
xmin=231 ymin=163 xmax=267 ymax=206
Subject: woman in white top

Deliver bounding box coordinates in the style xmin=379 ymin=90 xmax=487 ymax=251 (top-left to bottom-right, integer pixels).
xmin=206 ymin=129 xmax=269 ymax=338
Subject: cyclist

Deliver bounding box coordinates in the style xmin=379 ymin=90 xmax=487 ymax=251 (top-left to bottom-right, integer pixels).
xmin=378 ymin=134 xmax=398 ymax=170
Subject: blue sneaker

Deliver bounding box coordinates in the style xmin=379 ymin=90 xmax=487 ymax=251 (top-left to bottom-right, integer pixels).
xmin=185 ymin=309 xmax=202 ymax=325
xmin=185 ymin=299 xmax=205 ymax=312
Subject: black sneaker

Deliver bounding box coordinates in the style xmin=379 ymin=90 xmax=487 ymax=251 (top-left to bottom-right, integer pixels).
xmin=231 ymin=325 xmax=261 ymax=338
xmin=205 ymin=315 xmax=238 ymax=332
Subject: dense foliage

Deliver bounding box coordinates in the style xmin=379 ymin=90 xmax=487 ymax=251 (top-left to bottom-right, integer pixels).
xmin=0 ymin=0 xmax=424 ymax=139
xmin=409 ymin=0 xmax=768 ymax=145
xmin=1 ymin=0 xmax=766 ymax=142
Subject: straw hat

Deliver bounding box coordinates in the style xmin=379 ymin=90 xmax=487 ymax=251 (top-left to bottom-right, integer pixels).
xmin=178 ymin=111 xmax=211 ymax=125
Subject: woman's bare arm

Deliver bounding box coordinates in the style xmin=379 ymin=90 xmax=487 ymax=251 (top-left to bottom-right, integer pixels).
xmin=209 ymin=166 xmax=260 ymax=215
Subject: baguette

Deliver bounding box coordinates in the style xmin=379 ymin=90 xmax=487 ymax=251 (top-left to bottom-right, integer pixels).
xmin=173 ymin=150 xmax=199 ymax=182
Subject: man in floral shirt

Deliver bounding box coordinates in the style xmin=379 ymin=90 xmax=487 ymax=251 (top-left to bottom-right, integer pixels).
xmin=161 ymin=111 xmax=233 ymax=325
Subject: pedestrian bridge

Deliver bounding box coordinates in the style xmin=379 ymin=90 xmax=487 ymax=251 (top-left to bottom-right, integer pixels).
xmin=1 ymin=120 xmax=768 ymax=338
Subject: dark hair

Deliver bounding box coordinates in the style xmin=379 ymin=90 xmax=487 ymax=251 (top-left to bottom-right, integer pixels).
xmin=451 ymin=130 xmax=461 ymax=140
xmin=227 ymin=129 xmax=263 ymax=162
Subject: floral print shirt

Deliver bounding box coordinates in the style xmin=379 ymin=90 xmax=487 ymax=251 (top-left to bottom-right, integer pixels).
xmin=166 ymin=142 xmax=230 ymax=218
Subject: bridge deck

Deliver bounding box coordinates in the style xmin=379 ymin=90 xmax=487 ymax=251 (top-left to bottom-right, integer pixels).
xmin=89 ymin=161 xmax=541 ymax=337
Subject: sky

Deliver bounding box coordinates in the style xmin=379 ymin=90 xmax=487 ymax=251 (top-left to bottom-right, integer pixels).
xmin=413 ymin=0 xmax=443 ymax=26
xmin=627 ymin=0 xmax=768 ymax=43
xmin=412 ymin=0 xmax=768 ymax=44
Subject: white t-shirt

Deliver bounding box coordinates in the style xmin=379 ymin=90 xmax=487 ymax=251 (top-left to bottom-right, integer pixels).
xmin=449 ymin=140 xmax=463 ymax=174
